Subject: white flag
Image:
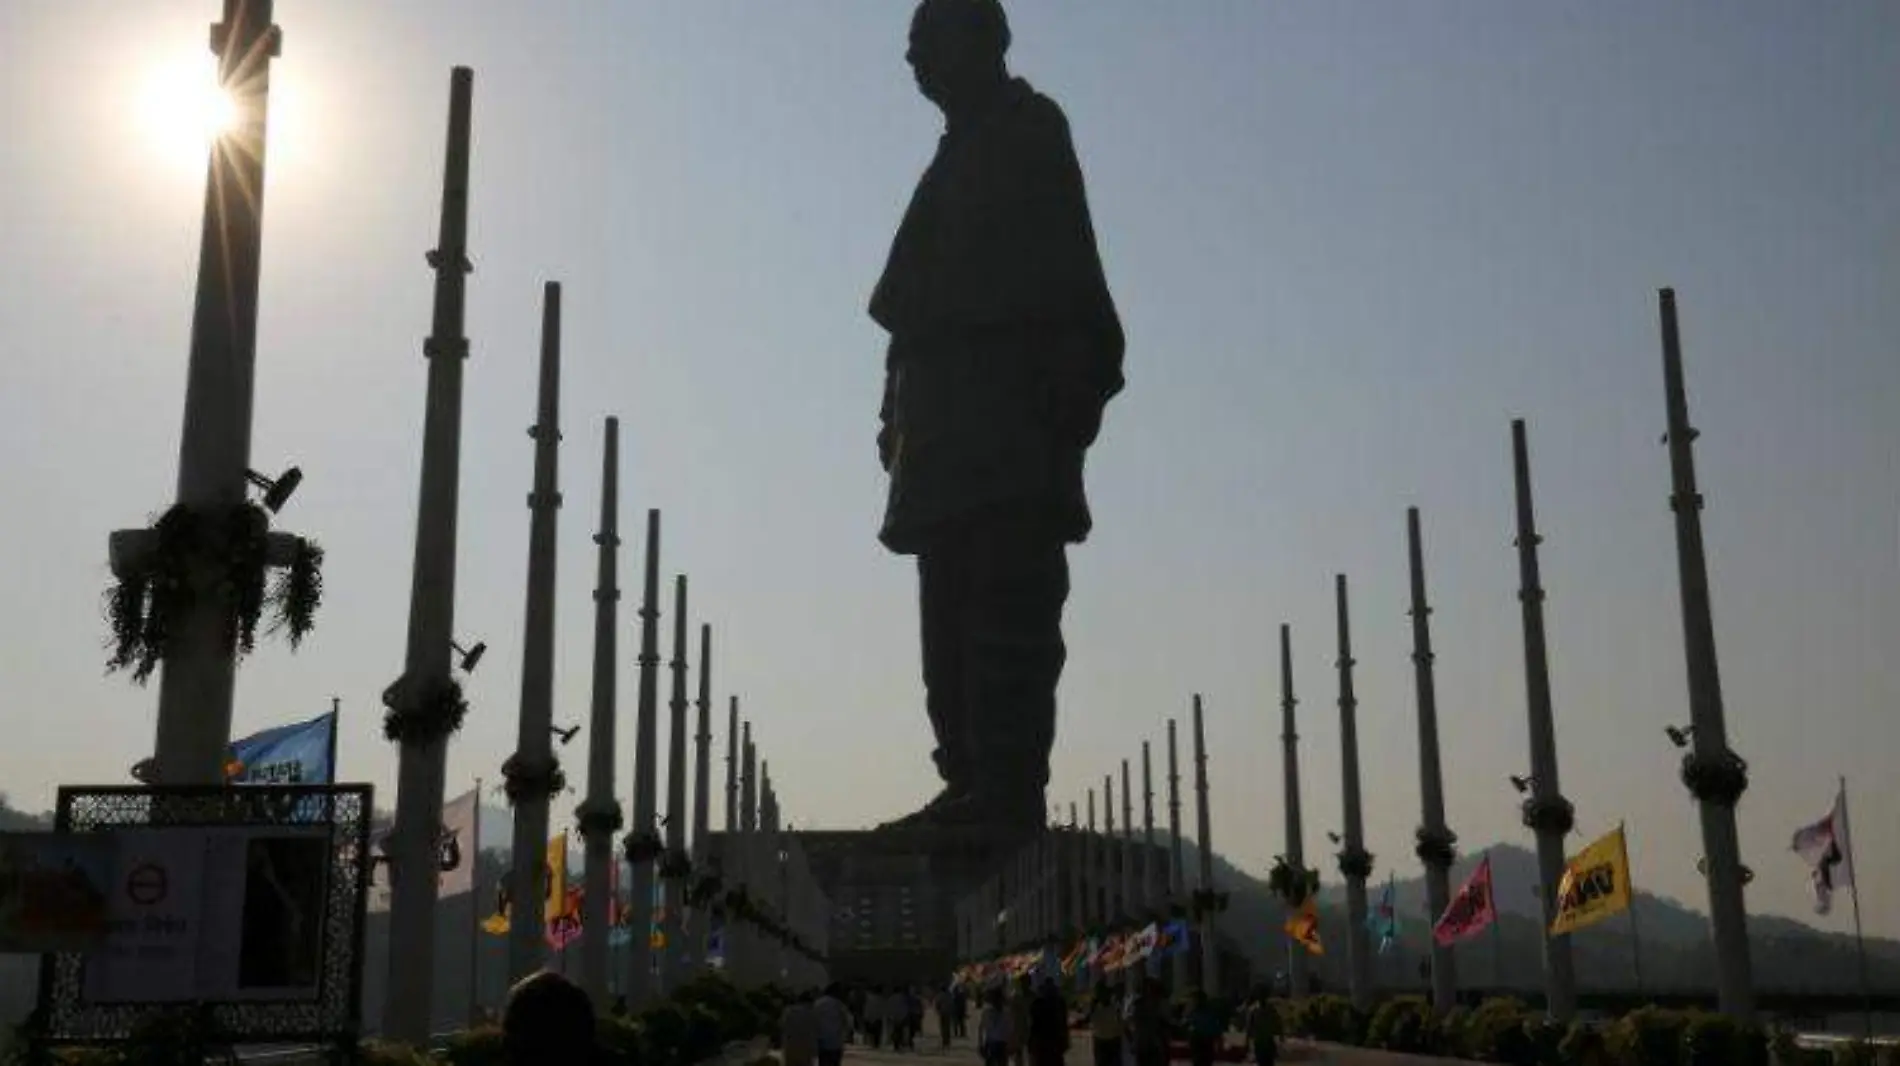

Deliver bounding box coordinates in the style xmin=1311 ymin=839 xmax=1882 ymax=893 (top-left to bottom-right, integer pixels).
xmin=1791 ymin=785 xmax=1853 ymax=915
xmin=367 ymin=787 xmax=480 ymax=912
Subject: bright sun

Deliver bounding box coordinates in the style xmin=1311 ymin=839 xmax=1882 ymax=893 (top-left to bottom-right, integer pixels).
xmin=138 ymin=57 xmax=242 ymax=169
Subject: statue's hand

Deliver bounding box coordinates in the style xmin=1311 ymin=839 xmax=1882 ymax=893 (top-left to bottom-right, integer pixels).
xmin=1047 ymin=379 xmax=1103 ymax=449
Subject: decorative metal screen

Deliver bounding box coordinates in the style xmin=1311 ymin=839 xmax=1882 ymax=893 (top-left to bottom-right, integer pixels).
xmin=35 ymin=783 xmax=372 ymax=1048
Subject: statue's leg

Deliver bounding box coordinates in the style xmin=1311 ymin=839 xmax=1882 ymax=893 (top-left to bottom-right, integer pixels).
xmin=919 ymin=539 xmax=975 ymax=793
xmin=877 ymin=532 xmax=979 ymax=830
xmin=961 ymin=515 xmax=1069 ymax=828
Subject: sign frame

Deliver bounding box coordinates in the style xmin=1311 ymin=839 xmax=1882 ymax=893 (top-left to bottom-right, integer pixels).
xmin=32 ymin=783 xmax=372 ymax=1053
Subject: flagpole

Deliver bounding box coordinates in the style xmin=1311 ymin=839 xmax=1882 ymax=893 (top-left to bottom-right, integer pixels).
xmin=1487 ymin=852 xmax=1504 ymax=993
xmin=469 ymin=776 xmax=482 ymax=1026
xmin=1623 ymin=822 xmax=1644 ymax=994
xmin=1841 ymin=776 xmax=1872 ymax=1040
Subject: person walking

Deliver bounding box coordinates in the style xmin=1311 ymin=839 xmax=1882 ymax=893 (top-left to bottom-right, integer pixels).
xmin=1027 ymin=977 xmax=1070 ymax=1066
xmin=1125 ymin=979 xmax=1170 ymax=1066
xmin=782 ymin=991 xmax=819 ymax=1066
xmin=935 ymin=985 xmax=957 ymax=1048
xmin=1007 ymin=976 xmax=1033 ymax=1066
xmin=888 ymin=986 xmax=914 ymax=1051
xmin=1184 ymin=989 xmax=1225 ymax=1066
xmin=815 ymin=985 xmax=852 ymax=1066
xmin=1241 ymin=991 xmax=1279 ymax=1066
xmin=1086 ymin=984 xmax=1124 ymax=1066
xmin=978 ymin=987 xmax=1013 ymax=1066
xmin=864 ymin=984 xmax=886 ymax=1049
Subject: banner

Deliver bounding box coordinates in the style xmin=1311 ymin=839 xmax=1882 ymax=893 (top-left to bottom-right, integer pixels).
xmin=1433 ymin=856 xmax=1496 ymax=947
xmin=368 ymin=786 xmax=480 ymax=912
xmin=226 ymin=711 xmax=336 ymax=785
xmin=479 ymin=832 xmax=569 ymax=935
xmin=1549 ymin=826 xmax=1633 ymax=937
xmin=1791 ymin=785 xmax=1853 ymax=915
xmin=0 ymin=833 xmax=114 ymax=953
xmin=1284 ymin=897 xmax=1323 ymax=956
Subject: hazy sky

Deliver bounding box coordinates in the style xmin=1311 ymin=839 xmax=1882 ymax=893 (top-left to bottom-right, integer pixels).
xmin=1 ymin=1 xmax=1895 ymax=947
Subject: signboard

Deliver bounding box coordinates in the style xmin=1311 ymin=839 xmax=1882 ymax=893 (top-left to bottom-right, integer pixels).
xmin=84 ymin=826 xmax=332 ymax=1004
xmin=34 ymin=784 xmax=372 ymax=1054
xmin=0 ymin=833 xmax=114 ymax=953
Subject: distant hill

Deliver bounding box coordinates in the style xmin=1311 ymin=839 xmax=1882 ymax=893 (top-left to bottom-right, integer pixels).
xmin=1169 ymin=835 xmax=1900 ymax=997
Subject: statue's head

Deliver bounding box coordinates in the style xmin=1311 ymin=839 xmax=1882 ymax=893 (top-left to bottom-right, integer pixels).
xmin=907 ymin=0 xmax=1010 ymax=112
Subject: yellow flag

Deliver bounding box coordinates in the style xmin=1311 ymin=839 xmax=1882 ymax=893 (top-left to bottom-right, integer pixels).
xmin=1284 ymin=898 xmax=1325 ymax=956
xmin=1549 ymin=825 xmax=1633 ymax=937
xmin=545 ymin=833 xmax=568 ymax=922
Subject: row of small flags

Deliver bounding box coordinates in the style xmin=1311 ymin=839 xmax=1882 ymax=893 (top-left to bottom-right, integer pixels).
xmin=952 ymin=919 xmax=1194 ymax=988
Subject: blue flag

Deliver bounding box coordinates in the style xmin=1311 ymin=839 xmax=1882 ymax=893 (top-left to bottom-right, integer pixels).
xmin=227 ymin=710 xmax=337 ymax=785
xmin=1368 ymin=873 xmax=1398 ymax=953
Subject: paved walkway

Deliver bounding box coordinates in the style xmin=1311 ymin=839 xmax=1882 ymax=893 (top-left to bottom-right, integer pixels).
xmin=816 ymin=1033 xmax=1468 ymax=1066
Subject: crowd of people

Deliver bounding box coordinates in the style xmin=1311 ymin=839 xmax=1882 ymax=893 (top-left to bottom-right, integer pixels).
xmin=778 ymin=975 xmax=1284 ymax=1066
xmin=490 ymin=968 xmax=1284 ymax=1066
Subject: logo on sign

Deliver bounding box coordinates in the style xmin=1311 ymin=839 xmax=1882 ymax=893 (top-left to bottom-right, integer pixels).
xmin=125 ymin=863 xmax=169 ymax=907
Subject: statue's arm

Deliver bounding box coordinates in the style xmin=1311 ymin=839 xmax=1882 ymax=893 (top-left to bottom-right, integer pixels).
xmin=877 ymin=356 xmax=896 ymax=472
xmin=1015 ymin=107 xmax=1125 ymax=446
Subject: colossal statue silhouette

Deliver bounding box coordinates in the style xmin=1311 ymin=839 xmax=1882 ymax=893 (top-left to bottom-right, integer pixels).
xmin=871 ymin=0 xmax=1123 ymax=831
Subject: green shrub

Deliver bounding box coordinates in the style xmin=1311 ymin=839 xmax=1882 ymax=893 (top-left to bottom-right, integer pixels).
xmin=1461 ymin=997 xmax=1538 ymax=1065
xmin=1366 ymin=996 xmax=1440 ymax=1055
xmin=1557 ymin=1021 xmax=1608 ymax=1066
xmin=1291 ymin=994 xmax=1364 ymax=1045
xmin=1676 ymin=1012 xmax=1771 ymax=1066
xmin=1605 ymin=1006 xmax=1693 ymax=1066
xmin=437 ymin=1026 xmax=508 ymax=1066
xmin=357 ymin=1041 xmax=434 ymax=1066
xmin=595 ymin=1016 xmax=646 ymax=1066
xmin=1832 ymin=1040 xmax=1879 ymax=1066
xmin=1439 ymin=1005 xmax=1472 ymax=1057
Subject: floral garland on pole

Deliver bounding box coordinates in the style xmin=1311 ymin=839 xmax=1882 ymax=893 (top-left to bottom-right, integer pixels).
xmin=658 ymin=848 xmax=694 ymax=880
xmin=622 ymin=827 xmax=666 ymax=866
xmin=381 ymin=677 xmax=469 ymax=745
xmin=500 ymin=752 xmax=565 ymax=808
xmin=1189 ymin=888 xmax=1230 ymax=920
xmin=105 ymin=502 xmax=325 ymax=681
xmin=1268 ymin=854 xmax=1321 ymax=909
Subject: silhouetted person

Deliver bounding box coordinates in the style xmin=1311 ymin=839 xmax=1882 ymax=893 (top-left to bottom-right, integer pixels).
xmin=873 ymin=0 xmax=1124 ymax=831
xmin=502 ymin=971 xmax=598 ymax=1065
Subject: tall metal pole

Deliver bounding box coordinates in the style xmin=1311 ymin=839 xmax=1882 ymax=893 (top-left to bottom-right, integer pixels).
xmin=1121 ymin=759 xmax=1136 ymax=923
xmin=505 ymin=282 xmax=564 ymax=983
xmin=1510 ymin=419 xmax=1579 ymax=1021
xmin=1657 ymin=289 xmax=1754 ymax=1017
xmin=1279 ymin=624 xmax=1310 ymax=1000
xmin=725 ymin=697 xmax=740 ymax=834
xmin=1103 ymin=773 xmax=1118 ymax=923
xmin=661 ymin=575 xmax=691 ymax=990
xmin=1068 ymin=802 xmax=1084 ymax=937
xmin=147 ymin=0 xmax=283 ymax=785
xmin=1407 ymin=509 xmax=1459 ymax=1013
xmin=624 ymin=509 xmax=662 ymax=1005
xmin=739 ymin=728 xmax=759 ymax=985
xmin=1086 ymin=788 xmax=1098 ymax=927
xmin=1191 ymin=696 xmax=1218 ymax=994
xmin=1334 ymin=576 xmax=1374 ymax=1011
xmin=578 ymin=417 xmax=622 ymax=1007
xmin=689 ymin=624 xmax=713 ymax=968
xmin=1167 ymin=718 xmax=1187 ymax=989
xmin=1141 ymin=742 xmax=1158 ymax=912
xmin=382 ymin=66 xmax=473 ymax=1046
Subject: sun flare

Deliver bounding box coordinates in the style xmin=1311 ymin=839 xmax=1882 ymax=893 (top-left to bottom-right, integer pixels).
xmin=138 ymin=57 xmax=242 ymax=168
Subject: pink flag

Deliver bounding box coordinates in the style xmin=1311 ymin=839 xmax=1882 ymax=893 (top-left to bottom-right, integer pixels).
xmin=1433 ymin=855 xmax=1497 ymax=947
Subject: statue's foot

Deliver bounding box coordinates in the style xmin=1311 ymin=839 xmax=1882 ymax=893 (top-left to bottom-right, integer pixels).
xmin=876 ymin=786 xmax=972 ymax=831
xmin=878 ymin=785 xmax=1046 ymax=834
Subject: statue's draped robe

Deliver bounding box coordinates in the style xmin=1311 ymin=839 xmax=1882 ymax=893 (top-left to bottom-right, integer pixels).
xmin=872 ymin=78 xmax=1124 ymax=556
